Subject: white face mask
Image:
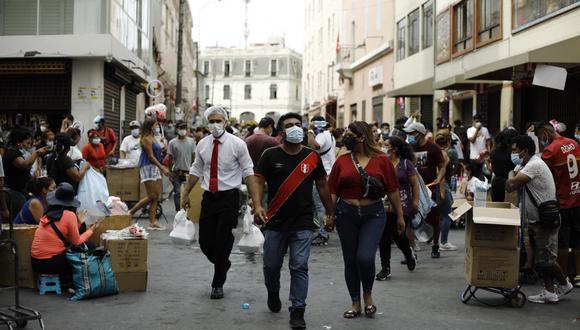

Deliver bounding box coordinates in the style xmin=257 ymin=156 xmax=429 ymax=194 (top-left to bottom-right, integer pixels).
xmin=92 ymin=138 xmax=101 ymax=145
xmin=154 ymin=127 xmax=161 ymax=135
xmin=177 ymin=129 xmax=187 ymax=137
xmin=40 ymin=125 xmax=47 ymax=133
xmin=208 ymin=123 xmax=225 ymax=138
xmin=131 ymin=129 xmax=140 ymax=138
xmin=46 ymin=140 xmax=54 ymax=149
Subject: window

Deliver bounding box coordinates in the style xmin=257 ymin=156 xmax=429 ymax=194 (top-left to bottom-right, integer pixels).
xmin=224 ymin=60 xmax=230 ymax=77
xmin=422 ymin=1 xmax=434 ymax=49
xmin=453 ymin=0 xmax=474 ymax=54
xmin=361 ymin=100 xmax=367 ymax=122
xmin=245 ymin=60 xmax=252 ymax=77
xmin=205 ymin=85 xmax=210 ymax=100
xmin=270 ymin=59 xmax=277 ymax=77
xmin=270 ymin=84 xmax=278 ymax=99
xmin=476 ymin=0 xmax=501 ymax=45
xmin=223 ymin=85 xmax=230 ymax=100
xmin=350 ymin=103 xmax=358 ymax=121
xmin=436 ymin=10 xmax=451 ymax=63
xmin=408 ymin=9 xmax=420 ymax=56
xmin=244 ymin=84 xmax=252 ymax=100
xmin=203 ymin=61 xmax=210 ymax=75
xmin=296 ymin=85 xmax=299 ymax=101
xmin=512 ymin=0 xmax=580 ymax=31
xmin=396 ymin=19 xmax=406 ymax=61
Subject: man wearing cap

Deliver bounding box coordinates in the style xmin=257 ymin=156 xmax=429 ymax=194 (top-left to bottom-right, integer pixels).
xmin=246 ymin=117 xmax=280 ymax=168
xmin=92 ymin=115 xmax=118 ymax=157
xmin=168 ymin=120 xmax=196 ymax=212
xmin=120 ymin=121 xmax=143 ymax=163
xmin=307 ymin=115 xmax=336 ymax=246
xmin=404 ymin=122 xmax=448 ymax=259
xmin=181 ymin=106 xmax=261 ymax=300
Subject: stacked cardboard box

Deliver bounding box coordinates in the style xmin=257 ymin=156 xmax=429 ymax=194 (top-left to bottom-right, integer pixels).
xmin=461 ymin=202 xmax=521 ymax=288
xmin=88 ymin=215 xmax=133 ymax=247
xmin=104 ymin=238 xmax=148 ymax=292
xmin=0 ymin=225 xmax=38 ymax=288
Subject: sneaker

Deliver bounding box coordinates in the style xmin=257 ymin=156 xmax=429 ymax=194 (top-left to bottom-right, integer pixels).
xmin=375 ymin=267 xmax=391 ymax=281
xmin=439 ymin=242 xmax=457 ymax=251
xmin=311 ymin=234 xmax=329 ymax=246
xmin=556 ymin=278 xmax=573 ymax=298
xmin=431 ymin=246 xmax=440 ymax=259
xmin=527 ymin=289 xmax=558 ymax=304
xmin=574 ymin=276 xmax=580 ymax=288
xmin=406 ymin=254 xmax=417 ymax=271
xmin=267 ymin=291 xmax=282 ymax=313
xmin=289 ymin=308 xmax=306 ymax=330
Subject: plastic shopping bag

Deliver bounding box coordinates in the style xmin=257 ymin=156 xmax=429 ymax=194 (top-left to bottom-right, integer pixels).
xmin=238 ymin=207 xmax=264 ymax=253
xmin=76 ymin=167 xmax=109 ymax=214
xmin=170 ymin=209 xmax=196 ymax=245
xmin=411 ymin=173 xmax=436 ymax=242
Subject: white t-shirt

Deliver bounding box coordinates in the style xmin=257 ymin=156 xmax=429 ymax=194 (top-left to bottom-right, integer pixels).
xmin=467 ymin=126 xmax=491 ymax=160
xmin=67 ymin=146 xmax=83 ymax=162
xmin=315 ymin=130 xmax=336 ymax=175
xmin=120 ymin=135 xmax=142 ymax=163
xmin=519 ymin=155 xmax=557 ymax=223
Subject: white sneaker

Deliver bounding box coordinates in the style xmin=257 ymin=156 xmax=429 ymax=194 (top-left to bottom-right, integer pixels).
xmin=527 ymin=289 xmax=559 ymax=304
xmin=439 ymin=242 xmax=457 ymax=251
xmin=556 ymin=278 xmax=573 ymax=298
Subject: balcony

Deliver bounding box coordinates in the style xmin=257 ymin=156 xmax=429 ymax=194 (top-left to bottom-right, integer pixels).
xmin=336 ymin=45 xmax=355 ymax=80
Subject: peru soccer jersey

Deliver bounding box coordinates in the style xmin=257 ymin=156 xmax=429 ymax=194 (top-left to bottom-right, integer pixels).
xmin=541 ymin=136 xmax=580 ymax=209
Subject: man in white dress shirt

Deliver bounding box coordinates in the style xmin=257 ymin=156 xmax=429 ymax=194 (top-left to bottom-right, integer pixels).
xmin=181 ymin=106 xmax=261 ymax=300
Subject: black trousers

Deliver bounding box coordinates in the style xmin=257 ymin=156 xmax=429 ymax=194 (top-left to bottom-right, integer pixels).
xmin=378 ymin=213 xmax=412 ymax=269
xmin=491 ymin=176 xmax=507 ymax=202
xmin=199 ymin=189 xmax=240 ymax=288
xmin=31 ymin=254 xmax=71 ymax=276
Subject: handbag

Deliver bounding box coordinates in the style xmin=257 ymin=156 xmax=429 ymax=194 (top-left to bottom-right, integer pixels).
xmin=49 ymin=222 xmax=118 ymax=300
xmin=524 ymin=186 xmax=561 ymax=229
xmin=351 ymin=153 xmax=385 ymax=200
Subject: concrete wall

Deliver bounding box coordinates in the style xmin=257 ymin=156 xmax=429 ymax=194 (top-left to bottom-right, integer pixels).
xmin=70 ymin=58 xmax=105 ymax=147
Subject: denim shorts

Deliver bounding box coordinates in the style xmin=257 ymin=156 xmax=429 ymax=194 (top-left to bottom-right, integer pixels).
xmin=140 ymin=164 xmax=161 ymax=183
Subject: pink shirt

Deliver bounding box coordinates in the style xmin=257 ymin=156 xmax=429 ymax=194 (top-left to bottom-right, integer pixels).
xmin=31 ymin=210 xmax=93 ymax=259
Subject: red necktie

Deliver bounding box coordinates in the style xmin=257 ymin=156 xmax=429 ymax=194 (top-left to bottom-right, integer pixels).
xmin=209 ymin=139 xmax=220 ymax=192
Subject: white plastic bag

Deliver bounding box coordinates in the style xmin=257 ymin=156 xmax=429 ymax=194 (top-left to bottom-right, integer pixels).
xmin=76 ymin=167 xmax=109 ymax=213
xmin=170 ymin=209 xmax=196 ymax=245
xmin=238 ymin=207 xmax=264 ymax=253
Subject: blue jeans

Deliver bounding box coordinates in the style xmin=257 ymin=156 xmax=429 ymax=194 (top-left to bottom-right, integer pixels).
xmin=172 ymin=171 xmax=186 ymax=212
xmin=312 ymin=184 xmax=328 ymax=238
xmin=335 ymin=199 xmax=386 ymax=300
xmin=263 ymin=229 xmax=313 ymax=310
xmin=438 ymin=184 xmax=454 ymax=245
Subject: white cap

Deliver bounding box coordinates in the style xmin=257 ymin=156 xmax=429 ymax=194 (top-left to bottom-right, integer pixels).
xmin=204 ymin=105 xmax=228 ymax=121
xmin=403 ymin=122 xmax=427 ymax=135
xmin=129 ymin=120 xmax=141 ymax=128
xmin=93 ymin=115 xmax=104 ymax=124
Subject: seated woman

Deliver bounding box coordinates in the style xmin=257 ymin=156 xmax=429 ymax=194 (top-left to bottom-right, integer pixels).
xmin=31 ymin=183 xmax=96 ymax=276
xmin=13 ymin=176 xmax=55 ymax=224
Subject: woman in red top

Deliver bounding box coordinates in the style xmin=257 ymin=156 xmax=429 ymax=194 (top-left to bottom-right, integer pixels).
xmin=31 ymin=182 xmax=95 ymax=276
xmin=82 ymin=129 xmax=107 ymax=173
xmin=328 ymin=121 xmax=404 ymax=319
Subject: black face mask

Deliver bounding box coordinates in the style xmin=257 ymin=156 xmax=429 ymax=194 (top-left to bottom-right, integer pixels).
xmin=343 ymin=136 xmax=357 ymax=151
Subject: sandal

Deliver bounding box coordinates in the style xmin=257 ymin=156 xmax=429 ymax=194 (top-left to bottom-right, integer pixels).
xmin=364 ymin=305 xmax=377 ymax=318
xmin=343 ymin=309 xmax=361 ymax=319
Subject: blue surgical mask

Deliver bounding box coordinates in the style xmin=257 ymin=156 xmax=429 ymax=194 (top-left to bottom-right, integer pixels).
xmin=511 ymin=153 xmax=523 ymax=166
xmin=540 ymin=139 xmax=550 ymax=148
xmin=407 ymin=135 xmax=417 ymax=145
xmin=155 ymin=127 xmax=161 ymax=135
xmin=285 ymin=125 xmax=304 ymax=144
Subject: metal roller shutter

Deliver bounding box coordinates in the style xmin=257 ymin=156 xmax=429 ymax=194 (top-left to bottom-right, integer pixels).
xmin=123 ymin=88 xmax=137 ymax=136
xmin=104 ymin=77 xmax=121 ymax=151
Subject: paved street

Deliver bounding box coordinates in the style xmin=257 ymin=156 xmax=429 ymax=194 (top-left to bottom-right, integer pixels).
xmin=2 ymin=201 xmax=579 ymax=330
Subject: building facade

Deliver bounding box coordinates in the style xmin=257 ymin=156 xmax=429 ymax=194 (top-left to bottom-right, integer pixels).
xmin=0 ymin=0 xmax=154 ymax=147
xmin=198 ymin=38 xmax=302 ymax=123
xmin=391 ymin=0 xmax=580 ymax=135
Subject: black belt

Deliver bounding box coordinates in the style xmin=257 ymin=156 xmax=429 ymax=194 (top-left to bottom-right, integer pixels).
xmin=203 ymin=189 xmax=239 ymax=197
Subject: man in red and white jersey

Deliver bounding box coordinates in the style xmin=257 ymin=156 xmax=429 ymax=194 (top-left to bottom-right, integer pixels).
xmin=536 ymin=121 xmax=580 ymax=287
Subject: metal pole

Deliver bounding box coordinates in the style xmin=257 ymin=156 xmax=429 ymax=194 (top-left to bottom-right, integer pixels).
xmin=176 ymin=0 xmax=185 ymax=118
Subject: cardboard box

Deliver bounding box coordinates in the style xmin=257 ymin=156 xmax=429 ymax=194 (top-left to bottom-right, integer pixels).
xmin=88 ymin=215 xmax=133 ymax=247
xmin=465 ymin=202 xmax=520 ymax=249
xmin=181 ymin=181 xmax=203 ymax=223
xmin=107 ymin=167 xmax=141 ymax=201
xmin=105 ymin=238 xmax=148 ymax=273
xmin=0 ymin=225 xmax=37 ymax=288
xmin=115 ymin=271 xmax=147 ymax=292
xmin=465 ymin=246 xmax=520 ymax=288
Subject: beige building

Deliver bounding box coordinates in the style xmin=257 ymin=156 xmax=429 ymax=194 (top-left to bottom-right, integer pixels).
xmin=391 ymin=0 xmax=580 ymax=133
xmin=336 ymin=0 xmax=396 ymax=127
xmin=303 ymin=0 xmax=345 ymax=126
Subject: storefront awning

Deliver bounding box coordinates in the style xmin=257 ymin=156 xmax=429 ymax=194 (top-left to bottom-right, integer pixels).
xmin=387 ymin=78 xmax=434 ymax=97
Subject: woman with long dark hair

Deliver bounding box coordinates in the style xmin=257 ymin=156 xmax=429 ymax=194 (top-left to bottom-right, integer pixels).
xmin=14 ymin=176 xmax=55 ymax=224
xmin=375 ymin=136 xmax=420 ymax=280
xmin=328 ymin=121 xmax=404 ymax=319
xmin=129 ymin=118 xmax=171 ymax=230
xmin=46 ymin=133 xmax=90 ymax=193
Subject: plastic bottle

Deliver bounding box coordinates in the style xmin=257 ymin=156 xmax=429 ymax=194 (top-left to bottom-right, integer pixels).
xmin=450 ymin=175 xmax=458 ymax=192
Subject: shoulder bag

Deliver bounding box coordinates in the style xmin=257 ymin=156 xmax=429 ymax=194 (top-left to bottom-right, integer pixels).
xmin=524 ymin=186 xmax=561 ymax=229
xmin=351 ymin=153 xmax=385 ymax=200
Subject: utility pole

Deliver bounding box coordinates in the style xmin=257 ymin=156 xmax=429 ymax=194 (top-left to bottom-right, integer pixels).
xmin=175 ymin=0 xmax=186 ymax=120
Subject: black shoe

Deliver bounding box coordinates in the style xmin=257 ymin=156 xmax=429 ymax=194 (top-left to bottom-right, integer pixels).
xmin=375 ymin=267 xmax=391 ymax=281
xmin=431 ymin=246 xmax=440 ymax=259
xmin=267 ymin=291 xmax=282 ymax=313
xmin=406 ymin=254 xmax=417 ymax=271
xmin=210 ymin=287 xmax=224 ymax=299
xmin=289 ymin=308 xmax=306 ymax=329
xmin=311 ymin=234 xmax=329 ymax=246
